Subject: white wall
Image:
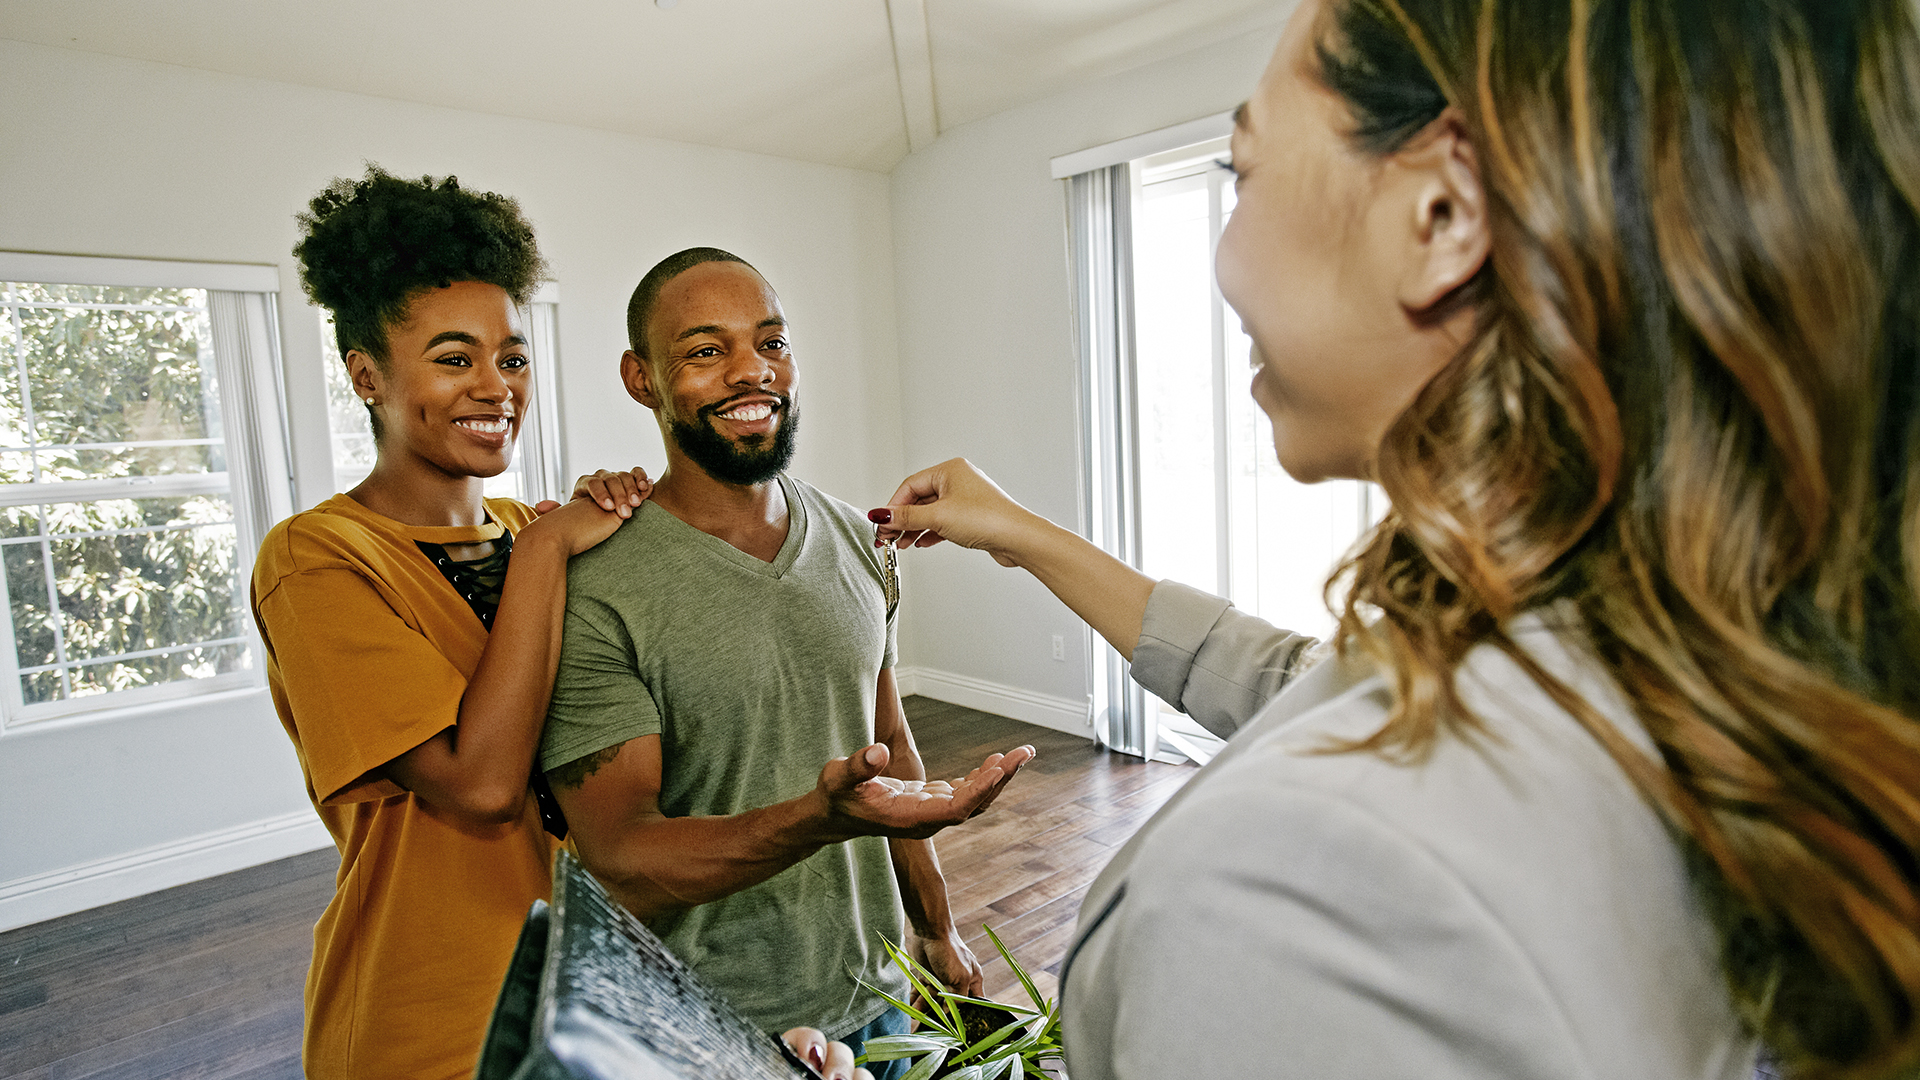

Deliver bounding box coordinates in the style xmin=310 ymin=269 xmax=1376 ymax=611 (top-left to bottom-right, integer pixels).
xmin=887 ymin=23 xmax=1286 ymax=721
xmin=0 ymin=38 xmax=902 ymax=929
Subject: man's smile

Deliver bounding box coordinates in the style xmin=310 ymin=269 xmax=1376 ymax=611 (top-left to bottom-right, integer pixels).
xmin=716 ymin=401 xmax=774 ymax=422
xmin=704 ymin=394 xmax=785 ymax=436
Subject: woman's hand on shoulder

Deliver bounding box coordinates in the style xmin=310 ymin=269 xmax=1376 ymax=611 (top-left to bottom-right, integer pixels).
xmin=524 ymin=471 xmax=650 ymax=557
xmin=535 ymin=467 xmax=652 ymax=518
xmin=524 ymin=466 xmax=651 ymax=556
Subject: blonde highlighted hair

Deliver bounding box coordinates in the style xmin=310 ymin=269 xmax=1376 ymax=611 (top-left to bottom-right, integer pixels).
xmin=1315 ymin=0 xmax=1920 ymax=1075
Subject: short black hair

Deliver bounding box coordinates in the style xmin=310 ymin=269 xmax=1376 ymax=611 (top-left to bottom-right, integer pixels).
xmin=294 ymin=165 xmax=548 ymax=365
xmin=626 ymin=247 xmax=756 ymax=357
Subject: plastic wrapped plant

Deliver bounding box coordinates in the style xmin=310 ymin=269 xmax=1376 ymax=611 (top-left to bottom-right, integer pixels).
xmin=856 ymin=926 xmax=1067 ymax=1080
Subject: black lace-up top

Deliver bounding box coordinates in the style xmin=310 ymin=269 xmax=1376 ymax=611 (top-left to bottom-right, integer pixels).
xmin=417 ymin=535 xmax=513 ymax=630
xmin=416 ymin=531 xmax=569 ymax=838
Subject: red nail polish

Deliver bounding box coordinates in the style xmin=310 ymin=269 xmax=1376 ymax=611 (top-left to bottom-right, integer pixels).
xmin=867 ymin=508 xmax=892 ymax=524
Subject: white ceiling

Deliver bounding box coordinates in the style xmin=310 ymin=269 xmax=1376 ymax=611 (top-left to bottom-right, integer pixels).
xmin=0 ymin=0 xmax=1286 ymax=173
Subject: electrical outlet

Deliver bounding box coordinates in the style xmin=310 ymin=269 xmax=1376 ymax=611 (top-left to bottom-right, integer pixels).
xmin=1051 ymin=634 xmax=1065 ymax=661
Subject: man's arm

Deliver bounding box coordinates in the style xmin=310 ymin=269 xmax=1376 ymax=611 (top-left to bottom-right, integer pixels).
xmin=875 ymin=668 xmax=985 ymax=996
xmin=548 ymin=731 xmax=1034 ymax=922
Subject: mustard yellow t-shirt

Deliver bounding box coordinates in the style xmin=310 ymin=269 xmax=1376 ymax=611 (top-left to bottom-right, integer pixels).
xmin=251 ymin=494 xmax=558 ymax=1080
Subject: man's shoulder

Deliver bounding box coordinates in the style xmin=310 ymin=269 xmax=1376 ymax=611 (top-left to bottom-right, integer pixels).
xmin=785 ymin=476 xmax=878 ymax=550
xmin=563 ymin=503 xmax=703 ymax=587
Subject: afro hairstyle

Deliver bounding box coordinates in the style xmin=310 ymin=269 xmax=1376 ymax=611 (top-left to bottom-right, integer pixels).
xmin=293 ymin=165 xmax=548 ymax=365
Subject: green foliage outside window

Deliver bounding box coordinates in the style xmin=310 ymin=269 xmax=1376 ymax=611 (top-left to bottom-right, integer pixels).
xmin=0 ymin=283 xmax=248 ymax=707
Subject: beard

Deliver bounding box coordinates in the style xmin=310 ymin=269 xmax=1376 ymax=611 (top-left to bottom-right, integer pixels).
xmin=668 ymin=393 xmax=799 ymax=486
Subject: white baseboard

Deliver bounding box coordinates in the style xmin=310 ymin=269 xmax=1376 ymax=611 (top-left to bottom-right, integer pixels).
xmin=896 ymin=666 xmax=1094 ymax=739
xmin=0 ymin=810 xmax=334 ymax=933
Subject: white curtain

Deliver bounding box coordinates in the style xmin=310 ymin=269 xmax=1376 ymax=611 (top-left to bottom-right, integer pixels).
xmin=516 ymin=300 xmax=567 ymax=504
xmin=207 ymin=290 xmax=296 ymax=557
xmin=1066 ymin=164 xmax=1154 ymax=760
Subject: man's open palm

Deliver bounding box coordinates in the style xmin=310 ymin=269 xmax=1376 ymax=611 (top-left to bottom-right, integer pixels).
xmin=817 ymin=743 xmax=1035 ymax=839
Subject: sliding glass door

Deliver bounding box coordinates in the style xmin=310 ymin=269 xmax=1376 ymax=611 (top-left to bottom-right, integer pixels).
xmin=1130 ymin=140 xmax=1383 ymax=760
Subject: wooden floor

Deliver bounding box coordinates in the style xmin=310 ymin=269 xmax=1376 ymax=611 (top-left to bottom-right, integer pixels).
xmin=910 ymin=698 xmax=1193 ymax=1007
xmin=0 ymin=697 xmax=1192 ymax=1079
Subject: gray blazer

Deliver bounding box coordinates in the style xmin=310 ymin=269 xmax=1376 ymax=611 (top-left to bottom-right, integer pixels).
xmin=1059 ymin=581 xmax=1757 ymax=1080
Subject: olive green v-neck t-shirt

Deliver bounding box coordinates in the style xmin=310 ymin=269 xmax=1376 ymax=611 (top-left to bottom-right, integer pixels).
xmin=540 ymin=474 xmax=907 ymax=1038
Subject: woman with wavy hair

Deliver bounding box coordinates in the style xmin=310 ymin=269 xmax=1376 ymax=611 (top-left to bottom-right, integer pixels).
xmin=872 ymin=0 xmax=1920 ymax=1076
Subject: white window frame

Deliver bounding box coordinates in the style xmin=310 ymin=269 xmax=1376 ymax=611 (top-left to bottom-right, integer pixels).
xmin=0 ymin=252 xmax=293 ymax=727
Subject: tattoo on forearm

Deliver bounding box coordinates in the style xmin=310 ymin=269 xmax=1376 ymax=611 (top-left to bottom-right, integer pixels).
xmin=548 ymin=744 xmax=622 ymax=790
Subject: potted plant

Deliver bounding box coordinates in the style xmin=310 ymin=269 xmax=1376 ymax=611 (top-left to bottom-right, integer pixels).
xmin=857 ymin=926 xmax=1067 ymax=1080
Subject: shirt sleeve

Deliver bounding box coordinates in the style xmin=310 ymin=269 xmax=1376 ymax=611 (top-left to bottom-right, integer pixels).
xmin=255 ymin=566 xmax=469 ymax=805
xmin=540 ymin=601 xmax=661 ymax=773
xmin=1100 ymin=774 xmax=1592 ymax=1080
xmin=1130 ymin=579 xmax=1317 ymax=739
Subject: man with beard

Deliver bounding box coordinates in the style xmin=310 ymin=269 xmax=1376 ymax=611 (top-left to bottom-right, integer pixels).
xmin=538 ymin=248 xmax=1033 ymax=1075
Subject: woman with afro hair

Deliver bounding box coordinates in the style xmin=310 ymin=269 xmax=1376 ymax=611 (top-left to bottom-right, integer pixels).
xmin=252 ymin=167 xmax=646 ymax=1079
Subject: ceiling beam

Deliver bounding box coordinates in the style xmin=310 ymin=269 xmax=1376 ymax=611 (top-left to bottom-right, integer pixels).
xmin=885 ymin=0 xmax=939 ymax=152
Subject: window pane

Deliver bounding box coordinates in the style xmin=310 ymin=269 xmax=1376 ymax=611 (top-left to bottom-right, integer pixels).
xmin=1133 ymin=172 xmax=1221 ymax=595
xmin=0 ymin=493 xmax=244 ymax=706
xmin=3 ymin=541 xmax=56 ymax=670
xmin=483 ymin=466 xmax=525 ymax=503
xmin=21 ymin=671 xmax=61 ymax=706
xmin=0 ymin=312 xmax=28 ymax=453
xmin=0 ymin=503 xmax=39 ymax=540
xmin=8 ymin=283 xmax=202 ymax=308
xmin=0 ymin=449 xmax=30 ymax=486
xmin=44 ymin=501 xmax=241 ymax=665
xmin=318 ymin=313 xmax=376 ymax=494
xmin=9 ymin=287 xmax=221 ymax=480
xmin=68 ymin=641 xmax=251 ymax=699
xmin=40 ymin=493 xmax=233 ymax=534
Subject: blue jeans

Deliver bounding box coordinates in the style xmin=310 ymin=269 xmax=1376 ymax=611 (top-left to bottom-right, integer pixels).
xmin=841 ymin=1006 xmax=910 ymax=1080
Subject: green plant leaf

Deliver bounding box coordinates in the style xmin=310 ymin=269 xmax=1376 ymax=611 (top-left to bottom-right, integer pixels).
xmin=855 ymin=978 xmax=947 ymax=1034
xmin=868 ymin=926 xmax=1067 ymax=1080
xmin=947 ymin=1017 xmax=1032 ymax=1066
xmin=978 ymin=1055 xmax=1018 ymax=1080
xmin=861 ymin=1034 xmax=959 ymax=1054
xmin=855 ymin=1034 xmax=961 ymax=1063
xmin=896 ymin=1047 xmax=949 ymax=1080
xmin=982 ymin=924 xmax=1048 ymax=1014
xmin=878 ymin=936 xmax=964 ymax=1033
xmin=945 ymin=993 xmax=1040 ymax=1016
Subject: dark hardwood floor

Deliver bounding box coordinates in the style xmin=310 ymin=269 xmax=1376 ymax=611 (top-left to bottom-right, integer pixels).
xmin=0 ymin=849 xmax=328 ymax=1079
xmin=909 ymin=698 xmax=1194 ymax=1007
xmin=0 ymin=697 xmax=1192 ymax=1078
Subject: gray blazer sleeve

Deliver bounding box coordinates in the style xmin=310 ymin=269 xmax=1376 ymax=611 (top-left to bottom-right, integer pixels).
xmin=1128 ymin=579 xmax=1317 ymax=739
